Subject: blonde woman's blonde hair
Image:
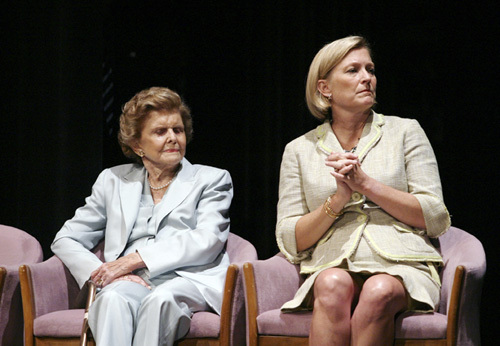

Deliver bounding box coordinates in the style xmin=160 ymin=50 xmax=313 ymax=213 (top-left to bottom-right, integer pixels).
xmin=118 ymin=87 xmax=193 ymax=162
xmin=306 ymin=36 xmax=371 ymax=120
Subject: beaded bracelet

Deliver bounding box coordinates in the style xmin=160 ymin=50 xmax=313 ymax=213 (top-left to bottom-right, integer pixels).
xmin=323 ymin=195 xmax=343 ymax=219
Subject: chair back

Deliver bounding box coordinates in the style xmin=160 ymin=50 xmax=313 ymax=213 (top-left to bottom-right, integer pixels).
xmin=28 ymin=240 xmax=105 ymax=318
xmin=435 ymin=226 xmax=486 ymax=345
xmin=1 ymin=225 xmax=43 ymax=346
xmin=223 ymin=233 xmax=258 ymax=346
xmin=226 ymin=232 xmax=258 ymax=263
xmin=436 ymin=227 xmax=485 ymax=313
xmin=0 ymin=225 xmax=43 ymax=265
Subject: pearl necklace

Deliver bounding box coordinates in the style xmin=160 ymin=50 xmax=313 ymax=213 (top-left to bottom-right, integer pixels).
xmin=148 ymin=177 xmax=174 ymax=190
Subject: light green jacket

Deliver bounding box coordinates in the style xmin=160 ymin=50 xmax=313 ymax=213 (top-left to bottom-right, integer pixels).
xmin=276 ymin=112 xmax=450 ymax=310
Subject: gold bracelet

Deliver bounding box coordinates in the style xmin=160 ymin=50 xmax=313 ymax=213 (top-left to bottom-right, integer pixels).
xmin=323 ymin=195 xmax=343 ymax=219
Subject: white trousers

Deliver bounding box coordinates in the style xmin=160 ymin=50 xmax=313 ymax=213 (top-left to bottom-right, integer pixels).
xmin=88 ymin=274 xmax=209 ymax=346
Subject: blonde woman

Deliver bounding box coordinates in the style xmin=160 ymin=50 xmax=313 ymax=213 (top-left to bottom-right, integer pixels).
xmin=276 ymin=36 xmax=450 ymax=345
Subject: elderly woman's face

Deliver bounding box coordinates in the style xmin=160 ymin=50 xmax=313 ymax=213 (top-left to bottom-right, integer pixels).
xmin=321 ymin=48 xmax=376 ymax=113
xmin=134 ymin=110 xmax=186 ymax=171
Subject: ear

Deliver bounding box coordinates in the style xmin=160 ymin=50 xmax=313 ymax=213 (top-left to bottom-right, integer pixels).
xmin=131 ymin=140 xmax=144 ymax=157
xmin=317 ymin=79 xmax=332 ymax=99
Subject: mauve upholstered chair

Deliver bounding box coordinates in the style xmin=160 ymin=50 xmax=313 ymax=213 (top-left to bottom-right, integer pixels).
xmin=0 ymin=225 xmax=43 ymax=346
xmin=19 ymin=240 xmax=104 ymax=346
xmin=243 ymin=226 xmax=486 ymax=346
xmin=175 ymin=232 xmax=257 ymax=346
xmin=20 ymin=232 xmax=257 ymax=346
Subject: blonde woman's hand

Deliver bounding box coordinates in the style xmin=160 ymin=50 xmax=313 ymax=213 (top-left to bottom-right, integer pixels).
xmin=325 ymin=151 xmax=359 ymax=178
xmin=325 ymin=151 xmax=357 ymax=202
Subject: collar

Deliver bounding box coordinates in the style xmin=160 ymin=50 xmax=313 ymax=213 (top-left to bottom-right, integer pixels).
xmin=314 ymin=111 xmax=385 ymax=163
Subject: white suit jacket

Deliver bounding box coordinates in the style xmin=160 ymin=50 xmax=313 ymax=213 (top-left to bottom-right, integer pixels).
xmin=51 ymin=158 xmax=233 ymax=314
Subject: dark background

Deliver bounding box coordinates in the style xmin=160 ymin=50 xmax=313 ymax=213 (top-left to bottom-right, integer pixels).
xmin=1 ymin=0 xmax=498 ymax=342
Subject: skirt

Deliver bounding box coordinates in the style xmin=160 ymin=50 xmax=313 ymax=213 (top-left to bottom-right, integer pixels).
xmin=281 ymin=234 xmax=441 ymax=312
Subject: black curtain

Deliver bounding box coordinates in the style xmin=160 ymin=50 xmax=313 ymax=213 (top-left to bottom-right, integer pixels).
xmin=1 ymin=0 xmax=498 ymax=341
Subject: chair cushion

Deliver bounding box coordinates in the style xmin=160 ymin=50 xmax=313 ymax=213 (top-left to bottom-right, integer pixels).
xmin=34 ymin=310 xmax=222 ymax=339
xmin=184 ymin=311 xmax=220 ymax=338
xmin=395 ymin=311 xmax=447 ymax=339
xmin=257 ymin=309 xmax=312 ymax=336
xmin=34 ymin=309 xmax=85 ymax=337
xmin=257 ymin=309 xmax=447 ymax=339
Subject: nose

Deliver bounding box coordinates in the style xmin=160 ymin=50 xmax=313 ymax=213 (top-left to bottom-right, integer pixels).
xmin=360 ymin=69 xmax=372 ymax=83
xmin=166 ymin=129 xmax=177 ymax=142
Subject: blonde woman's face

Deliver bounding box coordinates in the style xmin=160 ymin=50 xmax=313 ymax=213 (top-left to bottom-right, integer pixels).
xmin=321 ymin=48 xmax=376 ymax=113
xmin=134 ymin=110 xmax=186 ymax=171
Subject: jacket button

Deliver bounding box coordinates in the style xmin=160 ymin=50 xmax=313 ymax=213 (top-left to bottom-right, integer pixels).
xmin=352 ymin=192 xmax=362 ymax=201
xmin=357 ymin=214 xmax=367 ymax=222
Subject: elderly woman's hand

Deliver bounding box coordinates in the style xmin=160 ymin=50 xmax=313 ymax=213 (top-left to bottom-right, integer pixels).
xmin=112 ymin=273 xmax=151 ymax=289
xmin=91 ymin=252 xmax=146 ymax=288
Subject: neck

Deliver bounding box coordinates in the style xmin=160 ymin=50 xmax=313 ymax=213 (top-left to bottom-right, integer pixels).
xmin=331 ymin=110 xmax=370 ymax=151
xmin=144 ymin=162 xmax=179 ymax=185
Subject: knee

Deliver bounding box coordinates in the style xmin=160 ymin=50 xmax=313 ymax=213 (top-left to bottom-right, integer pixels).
xmin=357 ymin=276 xmax=406 ymax=316
xmin=140 ymin=289 xmax=182 ymax=315
xmin=314 ymin=270 xmax=355 ymax=310
xmin=94 ymin=288 xmax=130 ymax=307
xmin=89 ymin=288 xmax=139 ymax=322
xmin=141 ymin=289 xmax=173 ymax=307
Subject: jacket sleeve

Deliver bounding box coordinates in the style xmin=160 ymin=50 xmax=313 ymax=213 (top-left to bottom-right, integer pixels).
xmin=404 ymin=120 xmax=451 ymax=237
xmin=51 ymin=169 xmax=108 ymax=287
xmin=276 ymin=142 xmax=313 ymax=264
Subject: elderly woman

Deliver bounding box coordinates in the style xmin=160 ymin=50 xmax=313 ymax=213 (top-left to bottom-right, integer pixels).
xmin=276 ymin=36 xmax=451 ymax=345
xmin=51 ymin=87 xmax=233 ymax=345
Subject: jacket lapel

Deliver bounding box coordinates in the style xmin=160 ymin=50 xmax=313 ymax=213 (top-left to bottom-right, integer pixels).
xmin=315 ymin=121 xmax=343 ymax=155
xmin=356 ymin=112 xmax=384 ymax=163
xmin=155 ymin=158 xmax=195 ymax=231
xmin=315 ymin=112 xmax=385 ymax=164
xmin=120 ymin=166 xmax=145 ymax=238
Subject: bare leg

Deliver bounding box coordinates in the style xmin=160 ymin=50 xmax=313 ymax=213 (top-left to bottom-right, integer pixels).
xmin=309 ymin=268 xmax=361 ymax=346
xmin=351 ymin=274 xmax=408 ymax=346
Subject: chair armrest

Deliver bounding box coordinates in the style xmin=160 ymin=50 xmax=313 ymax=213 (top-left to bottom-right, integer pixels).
xmin=243 ymin=253 xmax=303 ymax=315
xmin=20 ymin=255 xmax=80 ymax=318
xmin=0 ymin=267 xmax=5 ymax=293
xmin=243 ymin=254 xmax=303 ymax=345
xmin=438 ymin=227 xmax=486 ymax=345
xmin=219 ymin=264 xmax=238 ymax=346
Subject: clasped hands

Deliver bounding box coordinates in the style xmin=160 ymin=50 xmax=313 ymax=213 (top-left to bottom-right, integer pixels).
xmin=90 ymin=253 xmax=151 ymax=290
xmin=325 ymin=151 xmax=368 ymax=192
